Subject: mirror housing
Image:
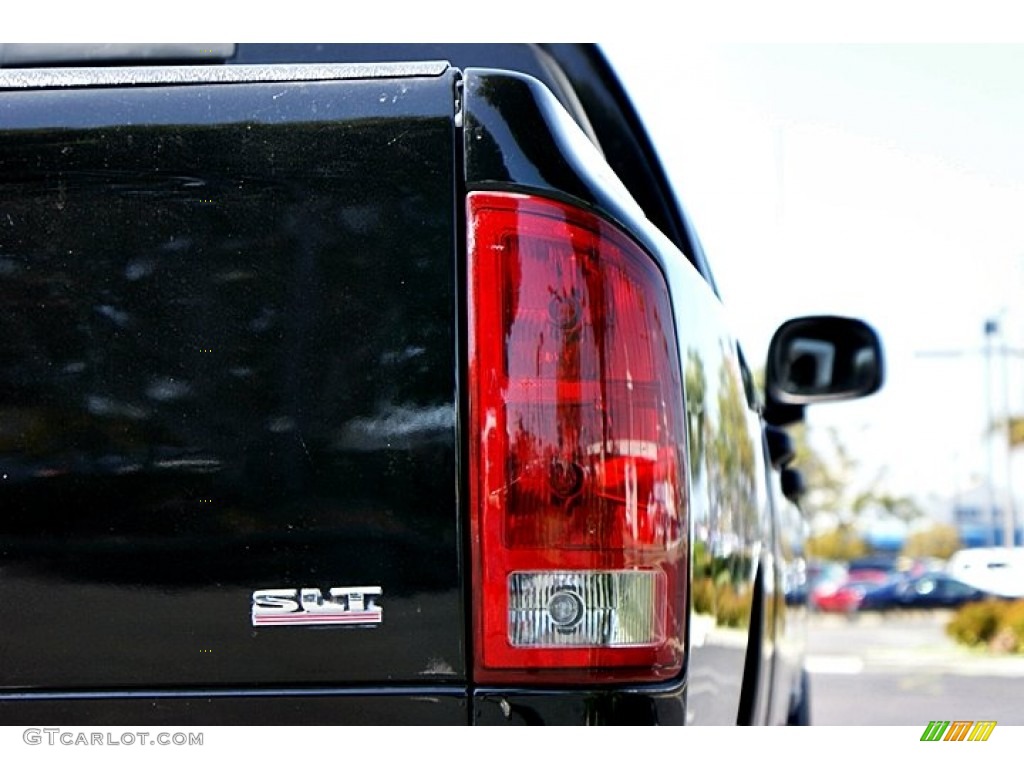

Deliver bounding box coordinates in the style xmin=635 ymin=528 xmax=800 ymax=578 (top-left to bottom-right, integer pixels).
xmin=766 ymin=315 xmax=884 ymax=405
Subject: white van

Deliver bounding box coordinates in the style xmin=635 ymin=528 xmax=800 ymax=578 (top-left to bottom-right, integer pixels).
xmin=946 ymin=547 xmax=1024 ymax=597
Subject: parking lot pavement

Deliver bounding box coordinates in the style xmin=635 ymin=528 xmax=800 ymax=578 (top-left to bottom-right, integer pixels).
xmin=805 ymin=610 xmax=1024 ymax=677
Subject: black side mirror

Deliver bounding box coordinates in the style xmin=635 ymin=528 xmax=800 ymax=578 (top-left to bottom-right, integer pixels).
xmin=766 ymin=316 xmax=884 ymax=405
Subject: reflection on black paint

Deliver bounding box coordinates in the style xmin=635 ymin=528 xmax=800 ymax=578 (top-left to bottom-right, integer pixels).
xmin=687 ymin=350 xmax=759 ymax=628
xmin=0 ymin=77 xmax=462 ymax=688
xmin=0 ymin=115 xmax=455 ymax=576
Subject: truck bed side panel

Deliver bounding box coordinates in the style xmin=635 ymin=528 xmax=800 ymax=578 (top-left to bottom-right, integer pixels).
xmin=0 ymin=71 xmax=464 ymax=692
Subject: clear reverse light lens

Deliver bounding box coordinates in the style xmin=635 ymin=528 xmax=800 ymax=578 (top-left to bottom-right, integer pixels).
xmin=509 ymin=571 xmax=662 ymax=648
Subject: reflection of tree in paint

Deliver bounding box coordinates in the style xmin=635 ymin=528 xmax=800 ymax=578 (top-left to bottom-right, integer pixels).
xmin=712 ymin=359 xmax=757 ymax=533
xmin=684 ymin=349 xmax=706 ymax=483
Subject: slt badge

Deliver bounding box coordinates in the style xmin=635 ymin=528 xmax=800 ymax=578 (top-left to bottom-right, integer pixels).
xmin=251 ymin=586 xmax=383 ymax=627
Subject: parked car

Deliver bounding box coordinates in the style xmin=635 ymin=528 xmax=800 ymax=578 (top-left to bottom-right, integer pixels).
xmin=847 ymin=555 xmax=898 ymax=573
xmin=859 ymin=572 xmax=993 ymax=611
xmin=846 ymin=555 xmax=900 ymax=584
xmin=812 ymin=575 xmax=890 ymax=613
xmin=0 ymin=43 xmax=883 ymax=725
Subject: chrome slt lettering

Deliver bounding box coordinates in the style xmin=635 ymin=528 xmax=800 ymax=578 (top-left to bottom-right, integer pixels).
xmin=251 ymin=586 xmax=382 ymax=627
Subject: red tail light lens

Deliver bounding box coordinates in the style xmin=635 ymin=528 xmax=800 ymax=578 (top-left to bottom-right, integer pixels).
xmin=467 ymin=191 xmax=688 ymax=684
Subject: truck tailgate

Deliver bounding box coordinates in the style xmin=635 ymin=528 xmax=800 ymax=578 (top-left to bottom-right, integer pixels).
xmin=0 ymin=64 xmax=464 ymax=690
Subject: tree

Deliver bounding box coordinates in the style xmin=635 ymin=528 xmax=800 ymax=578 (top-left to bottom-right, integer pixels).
xmin=759 ymin=364 xmax=924 ymax=546
xmin=789 ymin=421 xmax=923 ymax=534
xmin=806 ymin=524 xmax=868 ymax=560
xmin=852 ymin=490 xmax=923 ymax=522
xmin=789 ymin=422 xmax=858 ymax=521
xmin=1012 ymin=416 xmax=1024 ymax=448
xmin=901 ymin=524 xmax=961 ymax=560
xmin=992 ymin=414 xmax=1024 ymax=449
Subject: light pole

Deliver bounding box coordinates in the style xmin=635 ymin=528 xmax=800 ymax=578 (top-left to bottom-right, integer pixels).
xmin=983 ymin=317 xmax=1024 ymax=548
xmin=993 ymin=317 xmax=1023 ymax=549
xmin=916 ymin=320 xmax=1024 ymax=548
xmin=984 ymin=319 xmax=999 ymax=547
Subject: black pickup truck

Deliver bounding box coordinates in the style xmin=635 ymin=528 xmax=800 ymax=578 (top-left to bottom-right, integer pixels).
xmin=0 ymin=43 xmax=882 ymax=725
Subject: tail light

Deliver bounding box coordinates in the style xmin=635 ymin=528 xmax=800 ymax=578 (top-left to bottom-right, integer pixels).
xmin=467 ymin=191 xmax=688 ymax=685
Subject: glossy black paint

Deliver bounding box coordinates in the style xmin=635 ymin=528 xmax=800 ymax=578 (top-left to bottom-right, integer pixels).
xmin=464 ymin=68 xmax=671 ymax=269
xmin=0 ymin=685 xmax=685 ymax=726
xmin=781 ymin=467 xmax=806 ymax=504
xmin=473 ymin=684 xmax=686 ymax=725
xmin=537 ymin=44 xmax=722 ymax=293
xmin=0 ymin=689 xmax=468 ymax=725
xmin=0 ymin=71 xmax=464 ymax=691
xmin=227 ymin=45 xmax=719 ymax=289
xmin=765 ymin=425 xmax=796 ymax=470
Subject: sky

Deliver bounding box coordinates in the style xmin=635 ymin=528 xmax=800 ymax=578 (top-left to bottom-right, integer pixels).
xmin=603 ymin=43 xmax=1024 ymax=518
